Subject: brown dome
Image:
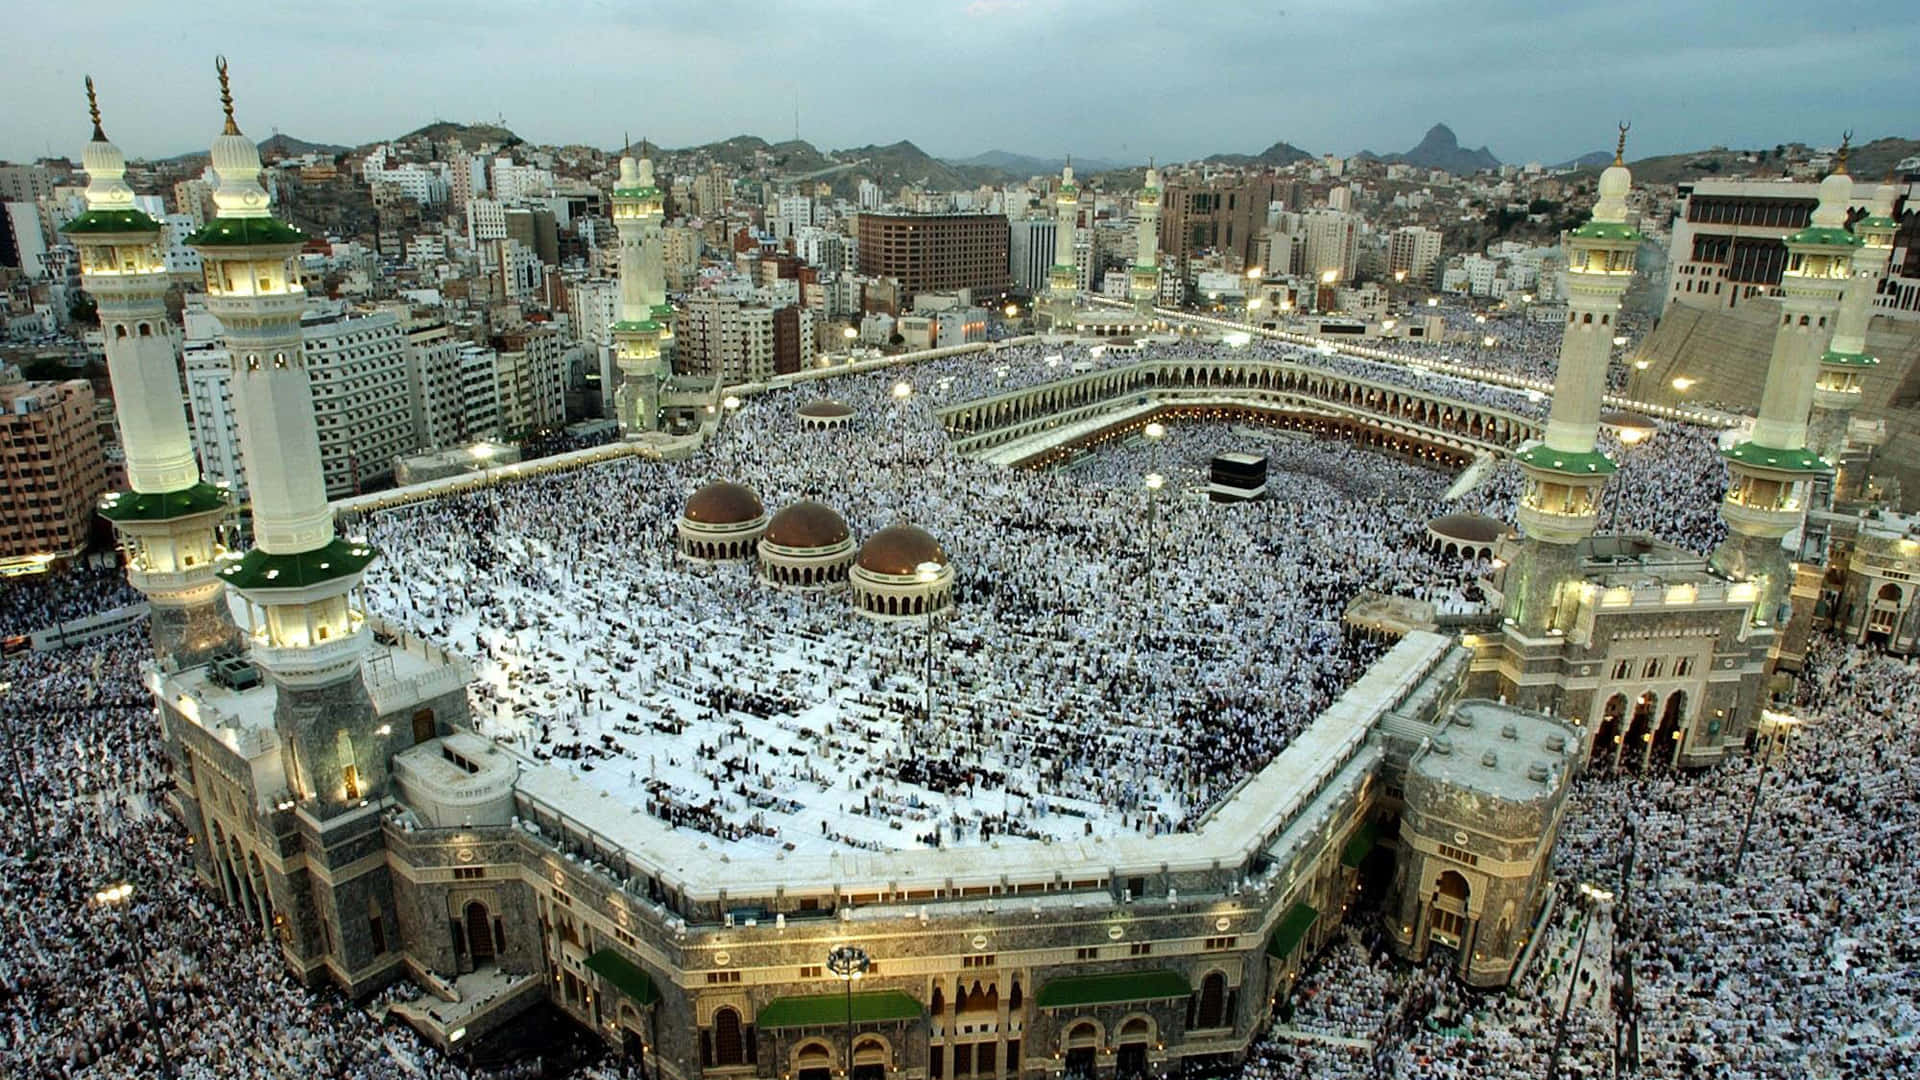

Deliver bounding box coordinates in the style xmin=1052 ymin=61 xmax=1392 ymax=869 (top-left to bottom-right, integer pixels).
xmin=1428 ymin=513 xmax=1506 ymax=545
xmin=856 ymin=524 xmax=948 ymax=577
xmin=684 ymin=481 xmax=765 ymax=525
xmin=798 ymin=399 xmax=853 ymax=418
xmin=764 ymin=500 xmax=850 ymax=550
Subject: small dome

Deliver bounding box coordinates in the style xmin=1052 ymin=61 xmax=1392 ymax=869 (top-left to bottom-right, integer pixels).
xmin=765 ymin=500 xmax=850 ymax=550
xmin=1591 ymin=163 xmax=1631 ymax=223
xmin=684 ymin=481 xmax=764 ymax=526
xmin=856 ymin=525 xmax=948 ymax=577
xmin=1428 ymin=513 xmax=1506 ymax=545
xmin=797 ymin=399 xmax=853 ymax=419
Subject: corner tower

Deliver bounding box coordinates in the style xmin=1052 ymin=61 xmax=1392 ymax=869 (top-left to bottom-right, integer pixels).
xmin=612 ymin=144 xmax=671 ymax=434
xmin=1043 ymin=161 xmax=1080 ymax=330
xmin=188 ymin=59 xmax=387 ymax=816
xmin=1130 ymin=163 xmax=1163 ymax=318
xmin=1501 ymin=127 xmax=1638 ymax=634
xmin=1709 ymin=151 xmax=1858 ymax=626
xmin=64 ymin=78 xmax=242 ymax=667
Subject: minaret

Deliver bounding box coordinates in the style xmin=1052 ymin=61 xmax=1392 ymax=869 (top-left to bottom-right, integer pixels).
xmin=611 ymin=143 xmax=671 ymax=434
xmin=1809 ymin=146 xmax=1893 ymax=481
xmin=1043 ymin=161 xmax=1080 ymax=330
xmin=64 ymin=78 xmax=243 ymax=667
xmin=1501 ymin=126 xmax=1639 ymax=634
xmin=1129 ymin=162 xmax=1163 ymax=318
xmin=189 ymin=59 xmax=386 ymax=815
xmin=1709 ymin=148 xmax=1859 ymax=625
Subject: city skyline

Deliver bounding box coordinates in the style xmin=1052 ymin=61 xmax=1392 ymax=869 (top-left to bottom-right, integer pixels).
xmin=5 ymin=0 xmax=1915 ymax=166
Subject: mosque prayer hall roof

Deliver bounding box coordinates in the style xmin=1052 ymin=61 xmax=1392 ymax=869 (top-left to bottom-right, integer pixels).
xmin=856 ymin=524 xmax=948 ymax=577
xmin=764 ymin=500 xmax=851 ymax=550
xmin=683 ymin=481 xmax=764 ymax=526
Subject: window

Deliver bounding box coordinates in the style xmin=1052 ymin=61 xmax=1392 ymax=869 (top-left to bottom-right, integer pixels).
xmin=1129 ymin=942 xmax=1153 ymax=956
xmin=1075 ymin=946 xmax=1100 ymax=960
xmin=712 ymin=1008 xmax=745 ymax=1067
xmin=1675 ymin=657 xmax=1694 ymax=677
xmin=453 ymin=867 xmax=485 ymax=880
xmin=1643 ymin=659 xmax=1661 ymax=680
xmin=1610 ymin=659 xmax=1631 ymax=680
xmin=1204 ymin=936 xmax=1237 ymax=950
xmin=963 ymin=954 xmax=995 ymax=968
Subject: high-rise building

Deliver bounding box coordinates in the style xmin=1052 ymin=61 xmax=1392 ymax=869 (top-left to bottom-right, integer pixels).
xmin=0 ymin=164 xmax=56 ymax=203
xmin=4 ymin=200 xmax=51 ymax=277
xmin=1303 ymin=209 xmax=1360 ymax=284
xmin=173 ymin=177 xmax=215 ymax=227
xmin=1008 ymin=217 xmax=1055 ymax=294
xmin=60 ymin=78 xmax=236 ymax=660
xmin=184 ymin=343 xmax=243 ymax=497
xmin=494 ymin=324 xmax=569 ymax=436
xmin=679 ymin=294 xmax=777 ymax=384
xmin=302 ymin=308 xmax=413 ymax=495
xmin=855 ymin=212 xmax=1010 ymax=303
xmin=1389 ymin=226 xmax=1443 ymax=286
xmin=1158 ymin=174 xmax=1277 ymax=273
xmin=773 ymin=303 xmax=814 ymax=375
xmin=468 ymin=197 xmax=507 ymax=244
xmin=0 ymin=375 xmax=106 ymax=559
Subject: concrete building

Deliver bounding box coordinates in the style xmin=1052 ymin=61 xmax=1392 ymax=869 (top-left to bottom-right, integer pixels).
xmin=680 ymin=294 xmax=778 ymax=385
xmin=468 ymin=198 xmax=508 ymax=244
xmin=1303 ymin=210 xmax=1360 ymax=285
xmin=855 ymin=212 xmax=1010 ymax=302
xmin=0 ymin=375 xmax=105 ymax=558
xmin=184 ymin=343 xmax=243 ymax=497
xmin=1389 ymin=226 xmax=1443 ymax=287
xmin=0 ymin=164 xmax=57 ymax=203
xmin=494 ymin=324 xmax=569 ymax=436
xmin=1661 ymin=179 xmax=1859 ymax=315
xmin=302 ymin=308 xmax=414 ymax=496
xmin=1158 ymin=174 xmax=1277 ymax=273
xmin=1008 ymin=217 xmax=1056 ymax=294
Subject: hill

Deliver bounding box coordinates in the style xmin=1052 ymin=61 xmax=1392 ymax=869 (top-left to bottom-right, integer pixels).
xmin=947 ymin=150 xmax=1124 ymax=178
xmin=1553 ymin=150 xmax=1615 ymax=170
xmin=1204 ymin=140 xmax=1315 ymax=168
xmin=258 ymin=133 xmax=348 ymax=159
xmin=1603 ymin=136 xmax=1920 ymax=186
xmin=1362 ymin=124 xmax=1499 ymax=174
xmin=399 ymin=121 xmax=520 ymax=152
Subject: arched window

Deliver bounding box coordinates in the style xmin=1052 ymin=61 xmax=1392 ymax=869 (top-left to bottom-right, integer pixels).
xmin=1195 ymin=972 xmax=1227 ymax=1028
xmin=713 ymin=1007 xmax=746 ymax=1067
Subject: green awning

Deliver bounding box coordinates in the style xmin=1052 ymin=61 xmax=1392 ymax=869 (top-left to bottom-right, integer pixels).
xmin=98 ymin=482 xmax=229 ymax=524
xmin=218 ymin=537 xmax=378 ymax=590
xmin=585 ymin=948 xmax=659 ymax=1005
xmin=1267 ymin=902 xmax=1318 ymax=960
xmin=756 ymin=990 xmax=921 ymax=1029
xmin=1341 ymin=821 xmax=1382 ymax=868
xmin=1034 ymin=970 xmax=1190 ymax=1009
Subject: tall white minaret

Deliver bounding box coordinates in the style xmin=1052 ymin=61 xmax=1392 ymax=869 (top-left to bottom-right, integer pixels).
xmin=1710 ymin=146 xmax=1859 ymax=625
xmin=66 ymin=78 xmax=242 ymax=667
xmin=1502 ymin=126 xmax=1639 ymax=634
xmin=1043 ymin=161 xmax=1080 ymax=330
xmin=610 ymin=143 xmax=667 ymax=433
xmin=1130 ymin=162 xmax=1163 ymax=318
xmin=1809 ymin=148 xmax=1894 ymax=474
xmin=191 ymin=58 xmax=388 ymax=816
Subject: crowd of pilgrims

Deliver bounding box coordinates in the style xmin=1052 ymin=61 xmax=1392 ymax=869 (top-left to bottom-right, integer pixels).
xmin=350 ymin=340 xmax=1553 ymax=852
xmin=1428 ymin=301 xmax=1646 ymax=393
xmin=0 ymin=630 xmax=647 ymax=1079
xmin=0 ymin=560 xmax=142 ymax=639
xmin=2 ymin=598 xmax=1915 ymax=1075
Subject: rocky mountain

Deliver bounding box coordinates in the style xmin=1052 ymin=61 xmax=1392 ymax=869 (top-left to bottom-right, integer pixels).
xmin=1364 ymin=123 xmax=1499 ymax=174
xmin=1600 ymin=136 xmax=1920 ymax=186
xmin=1203 ymin=140 xmax=1315 ymax=168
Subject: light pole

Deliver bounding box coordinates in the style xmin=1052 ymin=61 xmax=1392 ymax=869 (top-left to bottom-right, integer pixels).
xmin=843 ymin=325 xmax=859 ymax=364
xmin=0 ymin=675 xmax=42 ymax=852
xmin=826 ymin=944 xmax=872 ymax=1080
xmin=1547 ymin=882 xmax=1613 ymax=1080
xmin=94 ymin=881 xmax=176 ymax=1079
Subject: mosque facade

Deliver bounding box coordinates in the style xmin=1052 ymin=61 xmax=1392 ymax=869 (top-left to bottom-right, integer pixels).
xmin=77 ymin=74 xmax=1869 ymax=1080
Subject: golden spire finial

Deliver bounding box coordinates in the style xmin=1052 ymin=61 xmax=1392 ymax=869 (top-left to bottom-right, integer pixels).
xmin=85 ymin=75 xmax=106 ymax=142
xmin=1614 ymin=121 xmax=1630 ymax=167
xmin=216 ymin=55 xmax=240 ymax=136
xmin=1835 ymin=130 xmax=1852 ymax=175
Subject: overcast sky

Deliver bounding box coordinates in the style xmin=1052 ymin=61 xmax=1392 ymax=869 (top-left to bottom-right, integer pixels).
xmin=7 ymin=0 xmax=1913 ymax=167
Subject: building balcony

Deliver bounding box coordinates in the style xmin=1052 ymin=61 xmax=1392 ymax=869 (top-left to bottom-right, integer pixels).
xmin=1720 ymin=498 xmax=1804 ymax=540
xmin=249 ymin=621 xmax=371 ymax=681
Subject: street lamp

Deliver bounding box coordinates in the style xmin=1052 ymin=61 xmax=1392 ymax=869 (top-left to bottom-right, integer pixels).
xmin=915 ymin=561 xmax=943 ymax=728
xmin=723 ymin=394 xmax=741 ymax=413
xmin=93 ymin=882 xmax=176 ymax=1079
xmin=1005 ymin=303 xmax=1019 ymax=318
xmin=891 ymin=381 xmax=912 ymax=400
xmin=826 ymin=944 xmax=872 ymax=1079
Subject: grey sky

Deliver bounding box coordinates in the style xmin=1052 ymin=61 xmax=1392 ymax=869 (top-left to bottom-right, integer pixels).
xmin=6 ymin=0 xmax=1913 ymax=167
